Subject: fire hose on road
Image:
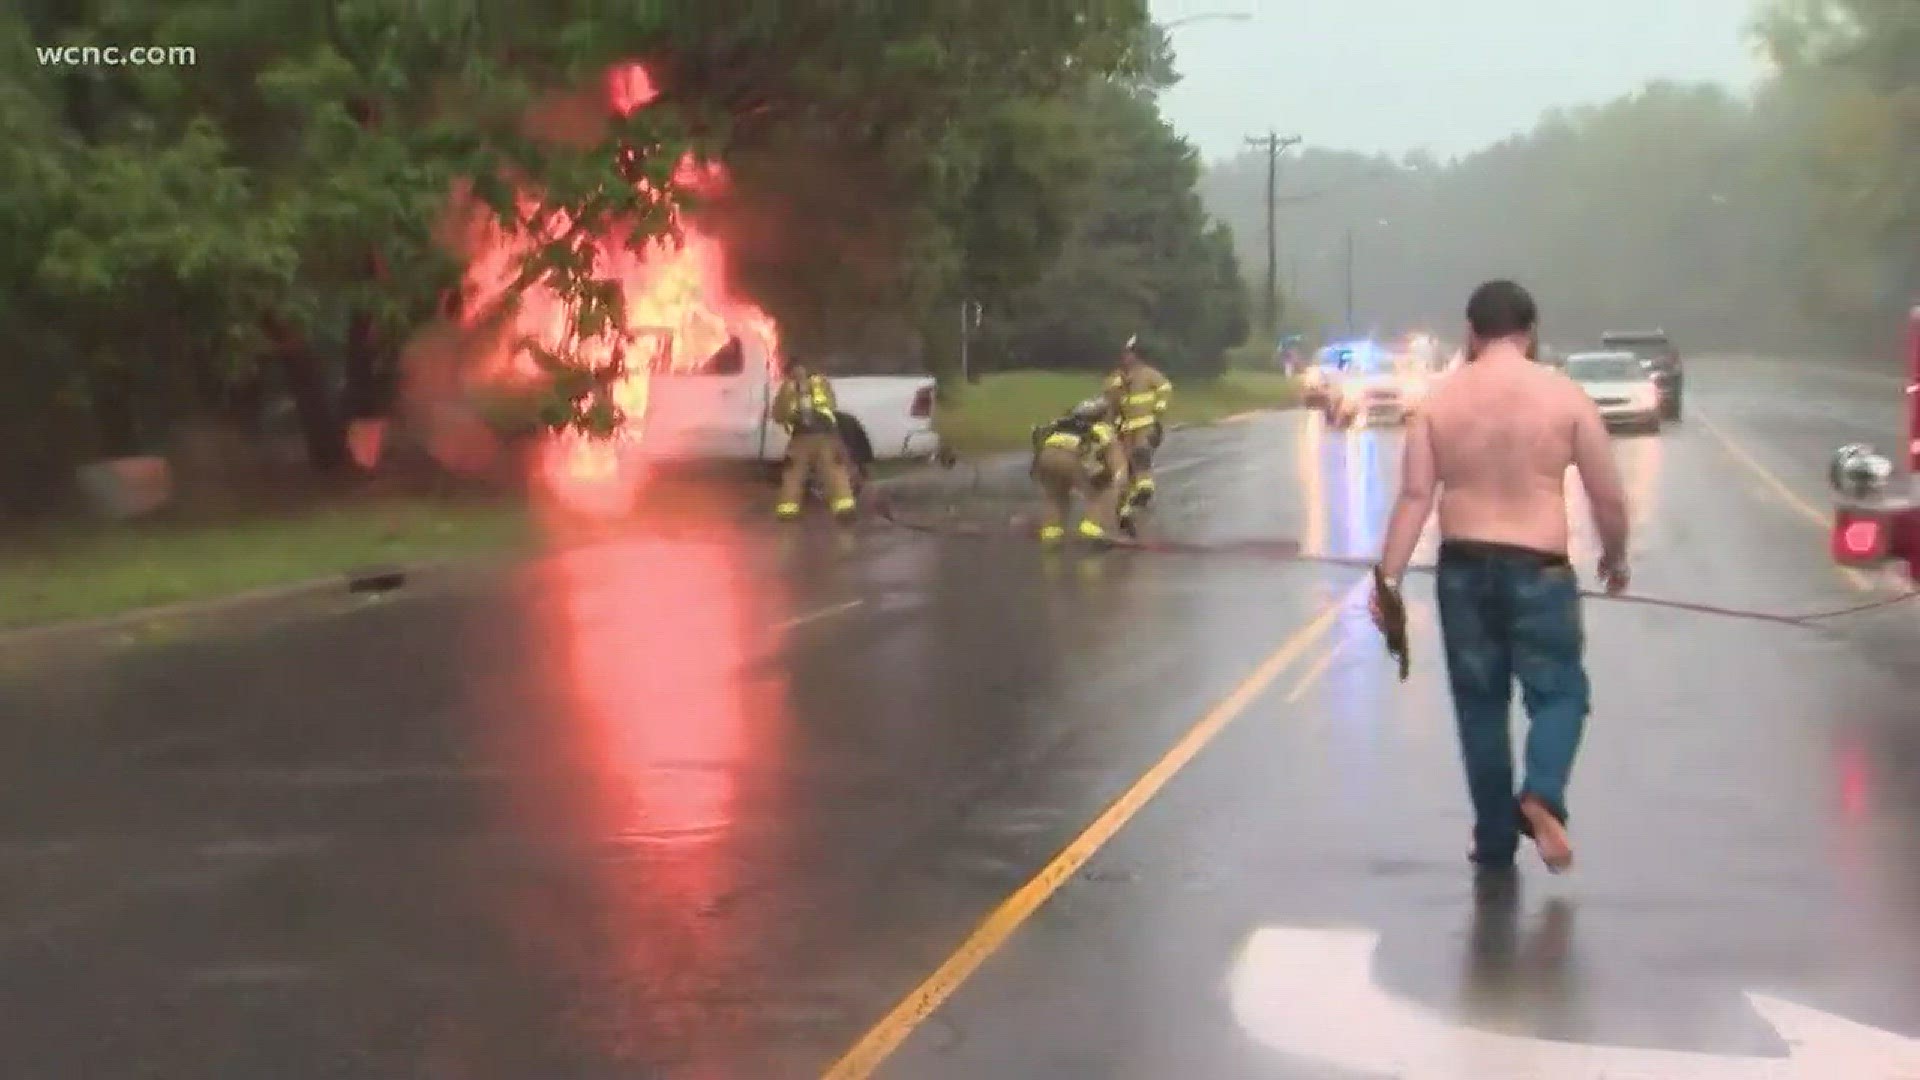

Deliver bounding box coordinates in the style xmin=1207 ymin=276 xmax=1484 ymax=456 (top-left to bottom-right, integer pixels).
xmin=867 ymin=494 xmax=1920 ymax=631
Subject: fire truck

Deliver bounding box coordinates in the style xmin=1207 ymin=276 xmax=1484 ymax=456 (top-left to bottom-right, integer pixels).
xmin=1829 ymin=306 xmax=1920 ymax=583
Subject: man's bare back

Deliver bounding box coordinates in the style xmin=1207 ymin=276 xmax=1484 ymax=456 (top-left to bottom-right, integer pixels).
xmin=1378 ymin=340 xmax=1629 ymax=573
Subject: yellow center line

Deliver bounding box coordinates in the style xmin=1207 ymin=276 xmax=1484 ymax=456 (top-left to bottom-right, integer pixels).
xmin=1695 ymin=410 xmax=1876 ymax=593
xmin=820 ymin=581 xmax=1360 ymax=1079
xmin=1284 ymin=640 xmax=1346 ymax=704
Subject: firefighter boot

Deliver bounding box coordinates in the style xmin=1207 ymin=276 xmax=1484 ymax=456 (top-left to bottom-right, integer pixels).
xmin=1076 ymin=518 xmax=1113 ymax=547
xmin=1033 ymin=447 xmax=1078 ymax=543
xmin=812 ymin=438 xmax=859 ymax=522
xmin=1126 ymin=475 xmax=1155 ymax=513
xmin=775 ymin=441 xmax=813 ymax=521
xmin=780 ymin=433 xmax=856 ymax=522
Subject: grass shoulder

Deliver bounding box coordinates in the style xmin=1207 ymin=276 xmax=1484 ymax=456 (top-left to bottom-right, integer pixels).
xmin=934 ymin=368 xmax=1301 ymax=455
xmin=0 ymin=496 xmax=533 ymax=631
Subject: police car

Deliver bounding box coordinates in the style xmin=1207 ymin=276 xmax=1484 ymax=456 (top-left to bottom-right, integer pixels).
xmin=1306 ymin=338 xmax=1431 ymax=427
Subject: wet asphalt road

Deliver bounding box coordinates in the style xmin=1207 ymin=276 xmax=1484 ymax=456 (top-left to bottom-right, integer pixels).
xmin=0 ymin=357 xmax=1917 ymax=1079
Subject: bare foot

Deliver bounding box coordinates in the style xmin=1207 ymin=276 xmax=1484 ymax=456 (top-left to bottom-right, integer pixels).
xmin=1520 ymin=797 xmax=1574 ymax=873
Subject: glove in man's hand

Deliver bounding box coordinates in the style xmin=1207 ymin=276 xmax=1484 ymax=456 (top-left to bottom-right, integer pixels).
xmin=1370 ymin=567 xmax=1410 ymax=682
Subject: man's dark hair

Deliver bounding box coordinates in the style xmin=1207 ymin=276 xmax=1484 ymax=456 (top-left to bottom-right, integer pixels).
xmin=1466 ymin=280 xmax=1537 ymax=339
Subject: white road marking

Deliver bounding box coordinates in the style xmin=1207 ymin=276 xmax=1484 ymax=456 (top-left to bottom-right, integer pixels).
xmin=1229 ymin=927 xmax=1920 ymax=1078
xmin=777 ymin=598 xmax=865 ymax=630
xmin=1154 ymin=456 xmax=1221 ymax=479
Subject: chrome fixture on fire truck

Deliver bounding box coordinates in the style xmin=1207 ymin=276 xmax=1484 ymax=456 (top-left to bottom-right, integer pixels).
xmin=1829 ymin=443 xmax=1895 ymax=500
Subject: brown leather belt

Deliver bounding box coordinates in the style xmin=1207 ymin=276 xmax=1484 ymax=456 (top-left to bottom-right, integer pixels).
xmin=1437 ymin=539 xmax=1571 ymax=568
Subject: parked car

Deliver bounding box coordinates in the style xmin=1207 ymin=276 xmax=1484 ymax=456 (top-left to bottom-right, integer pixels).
xmin=1305 ymin=341 xmax=1419 ymax=427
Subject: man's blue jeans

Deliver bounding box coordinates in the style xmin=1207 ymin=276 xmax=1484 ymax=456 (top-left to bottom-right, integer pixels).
xmin=1435 ymin=542 xmax=1591 ymax=868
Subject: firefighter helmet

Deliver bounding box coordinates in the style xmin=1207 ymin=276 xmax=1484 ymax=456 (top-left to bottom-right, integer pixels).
xmin=1071 ymin=397 xmax=1110 ymax=422
xmin=1123 ymin=333 xmax=1160 ymax=363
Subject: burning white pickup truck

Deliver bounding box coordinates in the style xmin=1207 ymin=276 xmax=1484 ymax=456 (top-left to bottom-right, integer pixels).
xmin=635 ymin=325 xmax=941 ymax=473
xmin=429 ymin=58 xmax=942 ymax=513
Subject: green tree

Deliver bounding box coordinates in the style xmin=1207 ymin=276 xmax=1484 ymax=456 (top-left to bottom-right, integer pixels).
xmin=991 ymin=74 xmax=1250 ymax=380
xmin=670 ymin=1 xmax=1153 ymax=369
xmin=1759 ymin=0 xmax=1920 ymax=345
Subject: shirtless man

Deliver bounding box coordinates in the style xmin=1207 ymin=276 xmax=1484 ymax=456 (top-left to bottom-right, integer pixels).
xmin=1370 ymin=281 xmax=1630 ymax=873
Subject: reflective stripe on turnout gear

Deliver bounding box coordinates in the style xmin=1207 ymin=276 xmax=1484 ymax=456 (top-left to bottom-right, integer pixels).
xmin=1105 ymin=365 xmax=1172 ymax=429
xmin=778 ymin=374 xmax=839 ymax=433
xmin=1035 ymin=418 xmax=1115 ymax=456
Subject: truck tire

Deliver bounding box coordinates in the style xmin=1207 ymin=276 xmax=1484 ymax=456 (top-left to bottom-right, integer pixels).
xmin=836 ymin=418 xmax=874 ymax=498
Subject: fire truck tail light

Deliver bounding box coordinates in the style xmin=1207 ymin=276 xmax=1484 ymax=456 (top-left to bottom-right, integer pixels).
xmin=1843 ymin=521 xmax=1880 ymax=557
xmin=1833 ymin=512 xmax=1889 ymax=567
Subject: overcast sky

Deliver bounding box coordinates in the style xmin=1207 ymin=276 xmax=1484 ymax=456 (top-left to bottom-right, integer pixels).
xmin=1150 ymin=0 xmax=1771 ymax=164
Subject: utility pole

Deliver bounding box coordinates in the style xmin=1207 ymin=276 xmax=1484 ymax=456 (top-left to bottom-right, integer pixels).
xmin=1243 ymin=131 xmax=1302 ymax=340
xmin=959 ymin=300 xmax=982 ymax=384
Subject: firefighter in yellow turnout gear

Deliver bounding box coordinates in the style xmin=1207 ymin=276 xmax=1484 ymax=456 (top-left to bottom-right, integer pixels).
xmin=1029 ymin=399 xmax=1128 ymax=544
xmin=771 ymin=363 xmax=857 ymax=521
xmin=1103 ymin=335 xmax=1172 ymax=536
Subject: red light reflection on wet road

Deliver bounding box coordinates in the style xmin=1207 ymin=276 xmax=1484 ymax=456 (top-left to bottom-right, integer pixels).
xmin=549 ymin=534 xmax=791 ymax=848
xmin=506 ymin=504 xmax=797 ymax=1070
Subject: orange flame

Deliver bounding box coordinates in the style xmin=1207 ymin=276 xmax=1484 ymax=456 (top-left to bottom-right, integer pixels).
xmin=452 ymin=62 xmax=780 ymax=516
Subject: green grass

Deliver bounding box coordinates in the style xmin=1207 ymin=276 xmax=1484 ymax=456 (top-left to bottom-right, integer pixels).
xmin=935 ymin=368 xmax=1302 ymax=455
xmin=0 ymin=499 xmax=534 ymax=631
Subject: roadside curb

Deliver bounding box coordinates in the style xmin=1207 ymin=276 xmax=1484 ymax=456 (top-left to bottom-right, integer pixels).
xmin=0 ymin=560 xmax=456 ymax=653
